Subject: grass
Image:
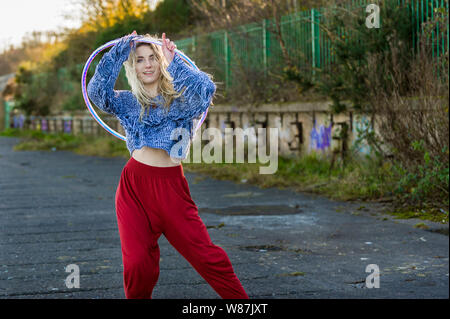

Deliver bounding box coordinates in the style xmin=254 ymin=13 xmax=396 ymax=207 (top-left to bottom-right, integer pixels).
xmin=1 ymin=127 xmax=448 ymax=224
xmin=1 ymin=128 xmax=129 ymax=159
xmin=386 ymin=206 xmax=449 ymax=224
xmin=182 ymin=150 xmax=396 ymax=201
xmin=414 ymin=223 xmax=429 ymax=230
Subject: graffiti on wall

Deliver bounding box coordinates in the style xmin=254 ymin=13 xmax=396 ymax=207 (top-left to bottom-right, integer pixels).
xmin=309 ymin=119 xmax=332 ymax=151
xmin=64 ymin=119 xmax=72 ymax=134
xmin=352 ymin=115 xmax=372 ymax=155
xmin=13 ymin=114 xmax=25 ymax=129
xmin=41 ymin=119 xmax=48 ymax=132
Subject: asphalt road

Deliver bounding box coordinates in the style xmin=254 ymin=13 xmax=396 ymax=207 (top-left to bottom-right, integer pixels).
xmin=0 ymin=136 xmax=448 ymax=299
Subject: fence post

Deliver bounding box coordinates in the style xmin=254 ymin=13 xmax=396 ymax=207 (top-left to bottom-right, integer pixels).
xmin=263 ymin=19 xmax=268 ymax=78
xmin=311 ymin=8 xmax=321 ymax=79
xmin=224 ymin=30 xmax=230 ymax=90
xmin=447 ymin=0 xmax=449 ymax=56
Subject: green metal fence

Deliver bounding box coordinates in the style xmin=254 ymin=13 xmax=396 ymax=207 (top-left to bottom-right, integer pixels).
xmin=174 ymin=0 xmax=448 ymax=91
xmin=408 ymin=0 xmax=449 ymax=57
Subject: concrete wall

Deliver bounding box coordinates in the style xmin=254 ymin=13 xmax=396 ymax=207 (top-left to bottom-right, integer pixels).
xmin=205 ymin=101 xmax=374 ymax=157
xmin=8 ymin=101 xmax=380 ymax=157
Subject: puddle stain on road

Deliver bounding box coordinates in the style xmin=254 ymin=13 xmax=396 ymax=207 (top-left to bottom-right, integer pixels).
xmin=200 ymin=205 xmax=303 ymax=216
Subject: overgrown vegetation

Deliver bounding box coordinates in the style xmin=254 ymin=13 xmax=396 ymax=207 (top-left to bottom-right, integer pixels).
xmin=189 ymin=0 xmax=328 ymax=107
xmin=286 ymin=0 xmax=449 ymax=212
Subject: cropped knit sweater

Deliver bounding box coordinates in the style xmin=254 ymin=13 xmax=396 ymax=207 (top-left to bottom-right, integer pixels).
xmin=87 ymin=36 xmax=216 ymax=159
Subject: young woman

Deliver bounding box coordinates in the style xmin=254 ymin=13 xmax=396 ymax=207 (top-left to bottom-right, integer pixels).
xmin=87 ymin=31 xmax=249 ymax=299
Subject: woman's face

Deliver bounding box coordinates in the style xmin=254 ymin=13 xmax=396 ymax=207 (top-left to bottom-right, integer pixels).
xmin=135 ymin=45 xmax=161 ymax=90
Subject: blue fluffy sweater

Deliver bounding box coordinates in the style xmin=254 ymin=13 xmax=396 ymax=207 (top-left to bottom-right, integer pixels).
xmin=87 ymin=36 xmax=216 ymax=159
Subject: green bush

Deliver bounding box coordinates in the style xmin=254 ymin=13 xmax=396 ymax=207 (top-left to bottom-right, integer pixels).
xmin=395 ymin=141 xmax=449 ymax=205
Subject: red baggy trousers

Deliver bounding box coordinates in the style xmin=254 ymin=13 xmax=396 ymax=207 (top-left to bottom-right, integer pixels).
xmin=115 ymin=157 xmax=249 ymax=299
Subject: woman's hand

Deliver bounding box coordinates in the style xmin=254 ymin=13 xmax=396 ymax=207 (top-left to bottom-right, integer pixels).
xmin=116 ymin=30 xmax=140 ymax=51
xmin=112 ymin=31 xmax=141 ymax=63
xmin=162 ymin=32 xmax=177 ymax=64
xmin=126 ymin=30 xmax=138 ymax=48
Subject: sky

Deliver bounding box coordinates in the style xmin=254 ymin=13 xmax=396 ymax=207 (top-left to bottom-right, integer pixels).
xmin=0 ymin=0 xmax=82 ymax=51
xmin=0 ymin=0 xmax=162 ymax=52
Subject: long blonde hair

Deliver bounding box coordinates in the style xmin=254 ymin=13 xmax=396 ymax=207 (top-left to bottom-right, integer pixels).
xmin=123 ymin=33 xmax=184 ymax=123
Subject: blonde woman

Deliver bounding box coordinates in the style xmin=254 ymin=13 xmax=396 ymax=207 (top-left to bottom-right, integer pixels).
xmin=87 ymin=31 xmax=249 ymax=299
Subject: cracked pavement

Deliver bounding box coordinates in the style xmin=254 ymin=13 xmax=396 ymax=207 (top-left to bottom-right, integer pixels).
xmin=0 ymin=136 xmax=448 ymax=299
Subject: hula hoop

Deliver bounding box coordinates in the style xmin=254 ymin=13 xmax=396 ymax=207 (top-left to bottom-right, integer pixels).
xmin=81 ymin=37 xmax=209 ymax=141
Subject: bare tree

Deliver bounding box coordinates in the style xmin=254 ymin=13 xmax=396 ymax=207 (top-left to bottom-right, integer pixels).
xmin=68 ymin=0 xmax=149 ymax=30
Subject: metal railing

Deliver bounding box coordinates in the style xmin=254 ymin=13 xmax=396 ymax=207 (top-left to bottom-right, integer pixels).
xmin=173 ymin=0 xmax=448 ymax=90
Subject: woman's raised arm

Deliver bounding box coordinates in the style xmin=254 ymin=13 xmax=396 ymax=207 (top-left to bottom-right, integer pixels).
xmin=87 ymin=34 xmax=140 ymax=116
xmin=166 ymin=53 xmax=217 ymax=121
